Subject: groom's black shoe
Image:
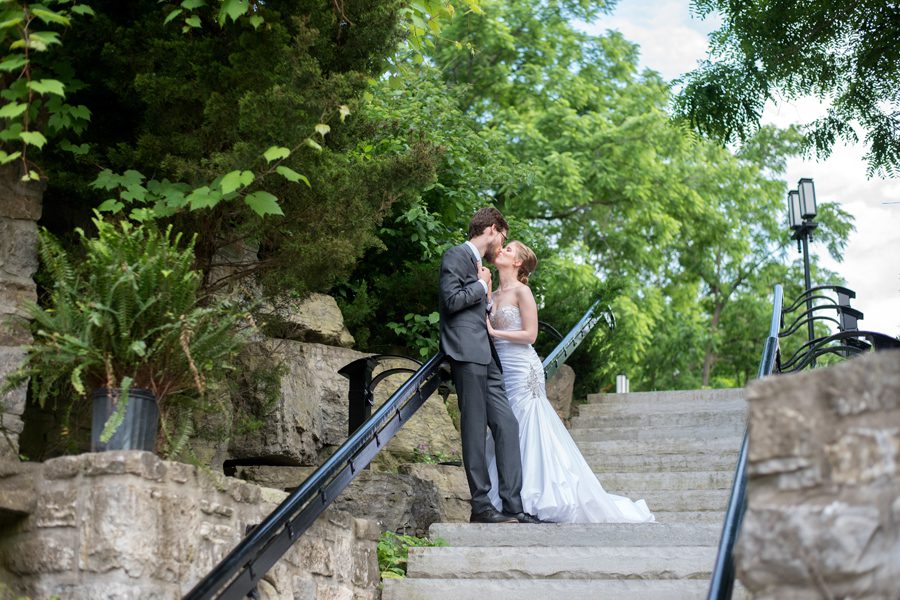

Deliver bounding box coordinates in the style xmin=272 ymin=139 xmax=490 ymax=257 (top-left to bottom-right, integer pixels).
xmin=470 ymin=508 xmax=518 ymax=524
xmin=507 ymin=512 xmax=546 ymax=524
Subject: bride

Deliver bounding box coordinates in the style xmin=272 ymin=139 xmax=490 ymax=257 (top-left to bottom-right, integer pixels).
xmin=485 ymin=240 xmax=654 ymax=523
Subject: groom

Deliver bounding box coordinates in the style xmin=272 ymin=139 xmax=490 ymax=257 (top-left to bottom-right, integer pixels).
xmin=438 ymin=207 xmax=540 ymax=524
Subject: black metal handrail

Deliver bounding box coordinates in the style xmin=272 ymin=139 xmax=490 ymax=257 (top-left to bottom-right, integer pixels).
xmin=543 ymin=300 xmax=610 ymax=380
xmin=707 ymin=284 xmax=783 ymax=600
xmin=185 ymin=299 xmax=607 ymax=600
xmin=184 ymin=350 xmax=447 ymax=600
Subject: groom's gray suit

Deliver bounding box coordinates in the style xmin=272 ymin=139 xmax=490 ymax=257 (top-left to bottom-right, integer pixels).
xmin=439 ymin=242 xmax=524 ymax=515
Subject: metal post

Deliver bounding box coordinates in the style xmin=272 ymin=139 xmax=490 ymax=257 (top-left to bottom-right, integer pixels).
xmin=800 ymin=230 xmax=815 ymax=347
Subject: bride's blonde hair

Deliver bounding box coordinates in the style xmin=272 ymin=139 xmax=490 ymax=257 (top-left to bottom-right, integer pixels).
xmin=510 ymin=241 xmax=537 ymax=285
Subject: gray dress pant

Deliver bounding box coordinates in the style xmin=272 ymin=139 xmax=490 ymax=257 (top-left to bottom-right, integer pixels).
xmin=451 ymin=356 xmax=524 ymax=514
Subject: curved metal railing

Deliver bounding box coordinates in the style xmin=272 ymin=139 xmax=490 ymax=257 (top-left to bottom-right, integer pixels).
xmin=542 ymin=300 xmax=611 ymax=380
xmin=707 ymin=284 xmax=783 ymax=599
xmin=185 ymin=299 xmax=608 ymax=600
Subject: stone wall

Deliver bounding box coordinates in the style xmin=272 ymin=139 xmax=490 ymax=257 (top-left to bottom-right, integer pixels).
xmin=736 ymin=349 xmax=900 ymax=599
xmin=0 ymin=165 xmax=44 ymax=462
xmin=0 ymin=450 xmax=379 ymax=599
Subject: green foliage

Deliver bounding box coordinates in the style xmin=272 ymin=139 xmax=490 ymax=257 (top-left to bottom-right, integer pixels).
xmin=377 ymin=531 xmax=447 ymax=579
xmin=411 ymin=443 xmax=460 ymax=464
xmin=0 ymin=0 xmax=94 ymax=176
xmin=675 ymin=0 xmax=900 ymax=177
xmin=34 ymin=0 xmax=433 ymax=299
xmin=386 ymin=312 xmax=440 ymax=358
xmin=2 ymin=215 xmax=246 ymax=453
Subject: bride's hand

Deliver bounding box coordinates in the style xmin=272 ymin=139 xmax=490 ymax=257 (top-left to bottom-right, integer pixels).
xmin=486 ymin=316 xmax=497 ymax=338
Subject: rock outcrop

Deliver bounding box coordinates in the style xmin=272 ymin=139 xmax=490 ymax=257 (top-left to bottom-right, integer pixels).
xmin=736 ymin=350 xmax=900 ymax=599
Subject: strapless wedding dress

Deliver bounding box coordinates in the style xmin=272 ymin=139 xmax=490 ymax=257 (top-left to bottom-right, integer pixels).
xmin=486 ymin=304 xmax=654 ymax=523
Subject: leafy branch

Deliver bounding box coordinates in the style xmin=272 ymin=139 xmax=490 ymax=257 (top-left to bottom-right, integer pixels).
xmin=0 ymin=0 xmax=94 ymax=179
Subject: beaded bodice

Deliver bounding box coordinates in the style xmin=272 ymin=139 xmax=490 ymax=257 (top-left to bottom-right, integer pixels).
xmin=490 ymin=304 xmax=522 ymax=331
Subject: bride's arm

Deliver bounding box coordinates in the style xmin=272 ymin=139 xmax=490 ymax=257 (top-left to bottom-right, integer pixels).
xmin=487 ymin=286 xmax=539 ymax=344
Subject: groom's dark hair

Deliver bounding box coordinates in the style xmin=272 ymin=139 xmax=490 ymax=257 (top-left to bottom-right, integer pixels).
xmin=468 ymin=207 xmax=508 ymax=239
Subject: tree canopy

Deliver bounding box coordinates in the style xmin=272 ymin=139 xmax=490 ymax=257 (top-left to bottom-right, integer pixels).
xmin=675 ymin=0 xmax=900 ymax=177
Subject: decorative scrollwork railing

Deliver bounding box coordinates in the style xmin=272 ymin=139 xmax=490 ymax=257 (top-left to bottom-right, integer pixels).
xmin=708 ymin=283 xmax=898 ymax=599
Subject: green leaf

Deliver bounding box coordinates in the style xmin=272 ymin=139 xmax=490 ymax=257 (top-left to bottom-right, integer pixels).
xmin=244 ymin=191 xmax=283 ymax=216
xmin=71 ymin=5 xmax=96 ymax=16
xmin=164 ymin=8 xmax=182 ymax=25
xmin=59 ymin=140 xmax=90 ymax=155
xmin=263 ymin=146 xmax=290 ymax=162
xmin=185 ymin=15 xmax=201 ymax=28
xmin=220 ymin=170 xmax=244 ymax=194
xmin=304 ymin=138 xmax=323 ymax=152
xmin=97 ymin=199 xmax=124 ymax=213
xmin=0 ymin=150 xmax=21 ymax=164
xmin=28 ymin=79 xmax=66 ymax=97
xmin=129 ymin=340 xmax=147 ymax=357
xmin=218 ymin=0 xmax=249 ymax=25
xmin=186 ymin=186 xmax=221 ymax=210
xmin=32 ymin=8 xmax=71 ymax=26
xmin=0 ymin=56 xmax=27 ymax=72
xmin=24 ymin=31 xmax=62 ymax=51
xmin=0 ymin=15 xmax=24 ymax=29
xmin=275 ymin=166 xmax=311 ymax=187
xmin=0 ymin=102 xmax=27 ymax=118
xmin=249 ymin=15 xmax=264 ymax=29
xmin=315 ymin=123 xmax=331 ymax=137
xmin=338 ymin=104 xmax=351 ymax=122
xmin=181 ymin=0 xmax=207 ymax=9
xmin=20 ymin=130 xmax=47 ymax=148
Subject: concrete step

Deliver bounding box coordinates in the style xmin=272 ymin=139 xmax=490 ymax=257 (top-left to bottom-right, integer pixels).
xmin=596 ymin=470 xmax=734 ymax=492
xmin=577 ymin=398 xmax=747 ymax=416
xmin=652 ymin=510 xmax=727 ymax=525
xmin=576 ymin=436 xmax=743 ymax=455
xmin=617 ymin=489 xmax=729 ymax=513
xmin=405 ymin=545 xmax=717 ymax=580
xmin=570 ymin=422 xmax=746 ymax=442
xmin=429 ymin=522 xmax=722 ymax=547
xmin=586 ymin=388 xmax=745 ymax=405
xmin=571 ymin=409 xmax=746 ymax=429
xmin=383 ymin=578 xmax=752 ymax=600
xmin=585 ymin=452 xmax=739 ymax=473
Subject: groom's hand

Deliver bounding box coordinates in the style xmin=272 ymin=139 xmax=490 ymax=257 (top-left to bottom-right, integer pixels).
xmin=478 ymin=265 xmax=492 ymax=288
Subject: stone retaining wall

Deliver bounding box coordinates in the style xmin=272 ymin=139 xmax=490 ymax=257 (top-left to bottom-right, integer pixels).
xmin=0 ymin=165 xmax=44 ymax=462
xmin=0 ymin=451 xmax=380 ymax=599
xmin=736 ymin=349 xmax=900 ymax=599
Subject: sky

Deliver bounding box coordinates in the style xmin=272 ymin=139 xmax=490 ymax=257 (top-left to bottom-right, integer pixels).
xmin=580 ymin=0 xmax=900 ymax=336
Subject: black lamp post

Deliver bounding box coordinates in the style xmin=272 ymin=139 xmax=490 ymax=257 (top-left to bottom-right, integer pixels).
xmin=787 ymin=177 xmax=818 ymax=346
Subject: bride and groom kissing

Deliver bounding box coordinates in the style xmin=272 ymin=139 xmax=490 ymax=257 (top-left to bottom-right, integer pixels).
xmin=438 ymin=207 xmax=654 ymax=525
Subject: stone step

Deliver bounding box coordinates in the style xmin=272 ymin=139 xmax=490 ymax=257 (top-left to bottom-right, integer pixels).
xmin=383 ymin=578 xmax=751 ymax=600
xmin=429 ymin=522 xmax=722 ymax=547
xmin=586 ymin=388 xmax=745 ymax=405
xmin=405 ymin=545 xmax=717 ymax=580
xmin=585 ymin=452 xmax=739 ymax=473
xmin=616 ymin=489 xmax=729 ymax=513
xmin=576 ymin=436 xmax=743 ymax=455
xmin=571 ymin=409 xmax=746 ymax=429
xmin=570 ymin=422 xmax=746 ymax=442
xmin=652 ymin=510 xmax=726 ymax=525
xmin=577 ymin=398 xmax=747 ymax=416
xmin=595 ymin=470 xmax=734 ymax=492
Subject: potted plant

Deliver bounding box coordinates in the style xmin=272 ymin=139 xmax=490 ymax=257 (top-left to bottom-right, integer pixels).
xmin=3 ymin=214 xmax=246 ymax=455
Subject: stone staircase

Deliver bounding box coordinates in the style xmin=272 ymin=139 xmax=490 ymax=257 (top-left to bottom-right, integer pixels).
xmin=383 ymin=388 xmax=748 ymax=600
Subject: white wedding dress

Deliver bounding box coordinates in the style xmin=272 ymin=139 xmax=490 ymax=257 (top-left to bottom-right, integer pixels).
xmin=486 ymin=304 xmax=655 ymax=523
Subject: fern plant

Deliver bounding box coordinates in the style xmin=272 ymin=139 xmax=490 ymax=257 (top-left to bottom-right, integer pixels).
xmin=4 ymin=214 xmax=246 ymax=453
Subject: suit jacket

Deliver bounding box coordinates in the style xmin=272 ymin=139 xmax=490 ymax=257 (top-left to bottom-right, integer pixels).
xmin=439 ymin=243 xmax=492 ymax=365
